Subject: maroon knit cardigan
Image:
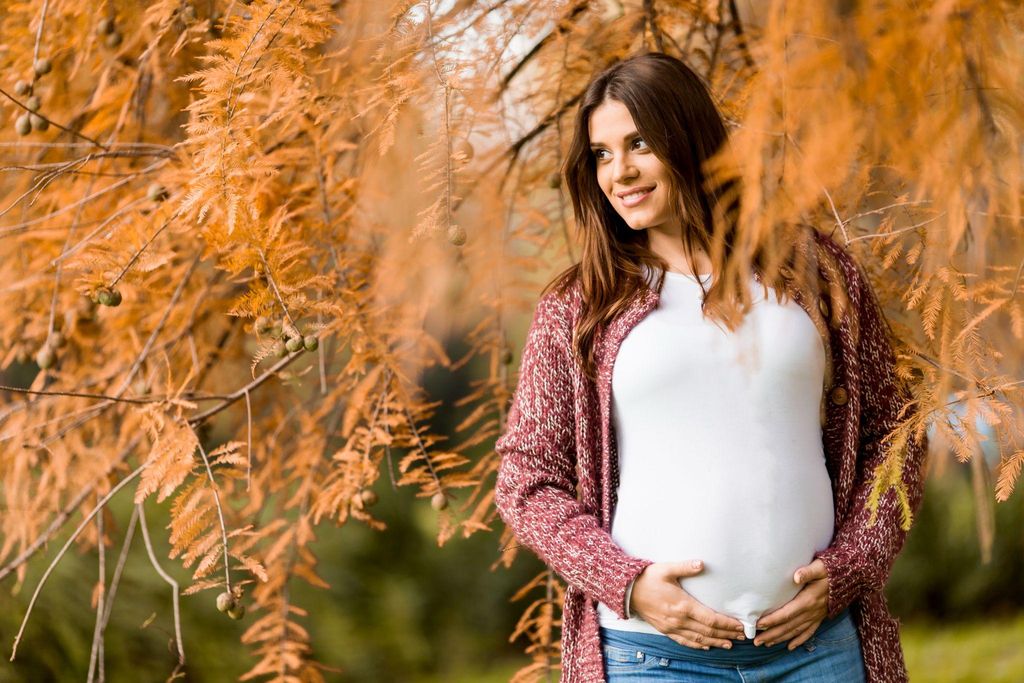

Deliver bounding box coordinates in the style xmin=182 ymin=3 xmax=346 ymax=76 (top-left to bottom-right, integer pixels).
xmin=494 ymin=229 xmax=928 ymax=683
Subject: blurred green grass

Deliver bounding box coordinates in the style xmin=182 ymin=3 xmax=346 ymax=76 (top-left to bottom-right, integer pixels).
xmin=901 ymin=612 xmax=1024 ymax=682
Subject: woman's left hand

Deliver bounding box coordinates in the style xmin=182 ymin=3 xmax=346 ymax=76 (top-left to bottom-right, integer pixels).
xmin=753 ymin=559 xmax=829 ymax=650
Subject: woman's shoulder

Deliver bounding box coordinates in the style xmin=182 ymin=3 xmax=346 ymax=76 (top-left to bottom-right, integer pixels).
xmin=535 ymin=267 xmax=584 ymax=321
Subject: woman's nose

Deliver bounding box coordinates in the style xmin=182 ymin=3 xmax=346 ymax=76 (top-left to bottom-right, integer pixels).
xmin=613 ymin=159 xmax=638 ymax=183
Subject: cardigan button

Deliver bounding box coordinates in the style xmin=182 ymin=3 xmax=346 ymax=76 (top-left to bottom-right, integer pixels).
xmin=830 ymin=386 xmax=849 ymax=406
xmin=818 ymin=297 xmax=830 ymax=319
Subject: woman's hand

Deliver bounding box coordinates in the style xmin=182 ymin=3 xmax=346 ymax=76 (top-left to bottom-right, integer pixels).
xmin=753 ymin=559 xmax=829 ymax=650
xmin=629 ymin=560 xmax=747 ymax=650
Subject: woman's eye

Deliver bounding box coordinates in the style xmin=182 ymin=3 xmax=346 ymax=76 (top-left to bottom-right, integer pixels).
xmin=594 ymin=138 xmax=646 ymax=161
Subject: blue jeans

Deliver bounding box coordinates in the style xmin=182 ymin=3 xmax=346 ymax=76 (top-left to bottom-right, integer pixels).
xmin=599 ymin=607 xmax=866 ymax=682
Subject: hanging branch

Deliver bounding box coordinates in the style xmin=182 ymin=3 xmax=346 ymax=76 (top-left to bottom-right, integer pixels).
xmin=137 ymin=503 xmax=186 ymax=673
xmin=193 ymin=440 xmax=233 ymax=596
xmin=10 ymin=462 xmax=147 ymax=661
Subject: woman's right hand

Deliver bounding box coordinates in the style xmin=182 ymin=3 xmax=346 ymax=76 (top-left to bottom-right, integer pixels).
xmin=628 ymin=560 xmax=746 ymax=650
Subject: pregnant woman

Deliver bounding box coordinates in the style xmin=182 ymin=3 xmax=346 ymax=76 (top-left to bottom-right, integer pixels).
xmin=494 ymin=52 xmax=928 ymax=683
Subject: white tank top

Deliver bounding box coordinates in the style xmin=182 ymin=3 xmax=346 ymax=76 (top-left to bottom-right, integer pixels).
xmin=596 ymin=268 xmax=834 ymax=640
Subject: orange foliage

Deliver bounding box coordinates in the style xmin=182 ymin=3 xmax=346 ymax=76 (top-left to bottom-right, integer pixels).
xmin=0 ymin=0 xmax=1022 ymax=680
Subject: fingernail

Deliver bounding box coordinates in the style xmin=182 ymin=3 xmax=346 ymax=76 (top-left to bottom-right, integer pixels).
xmin=723 ymin=643 xmax=731 ymax=650
xmin=737 ymin=635 xmax=745 ymax=641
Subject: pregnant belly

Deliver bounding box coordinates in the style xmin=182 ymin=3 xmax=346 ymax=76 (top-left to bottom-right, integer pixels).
xmin=612 ymin=468 xmax=835 ymax=639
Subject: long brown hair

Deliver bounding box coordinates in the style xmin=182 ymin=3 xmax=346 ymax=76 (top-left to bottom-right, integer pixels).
xmin=544 ymin=51 xmax=808 ymax=381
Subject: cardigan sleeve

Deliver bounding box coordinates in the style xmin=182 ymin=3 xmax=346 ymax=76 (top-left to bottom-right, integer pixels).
xmin=494 ymin=292 xmax=653 ymax=621
xmin=812 ymin=258 xmax=929 ymax=620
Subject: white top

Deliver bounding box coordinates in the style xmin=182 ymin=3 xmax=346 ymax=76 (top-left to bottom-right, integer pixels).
xmin=596 ymin=268 xmax=834 ymax=640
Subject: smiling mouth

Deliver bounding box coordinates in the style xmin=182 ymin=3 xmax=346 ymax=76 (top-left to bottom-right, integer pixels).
xmin=619 ymin=187 xmax=654 ymax=206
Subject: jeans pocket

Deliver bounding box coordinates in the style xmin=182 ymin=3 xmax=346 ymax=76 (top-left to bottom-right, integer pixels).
xmin=811 ymin=613 xmax=859 ymax=646
xmin=602 ymin=643 xmax=657 ymax=672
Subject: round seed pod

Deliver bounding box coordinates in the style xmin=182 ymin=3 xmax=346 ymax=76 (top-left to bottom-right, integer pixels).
xmin=359 ymin=490 xmax=378 ymax=507
xmin=273 ymin=340 xmax=288 ymax=357
xmin=430 ymin=492 xmax=449 ymax=511
xmin=302 ymin=335 xmax=319 ymax=352
xmin=447 ymin=224 xmax=466 ymax=246
xmin=226 ymin=603 xmax=246 ymax=620
xmin=108 ymin=289 xmax=122 ymax=306
xmin=452 ymin=138 xmax=474 ymax=161
xmin=33 ymin=58 xmax=52 ymax=76
xmin=14 ymin=80 xmax=30 ymax=96
xmin=547 ymin=172 xmax=562 ymax=189
xmin=36 ymin=344 xmax=56 ymax=369
xmin=50 ymin=331 xmax=65 ymax=348
xmin=105 ymin=31 xmax=123 ymax=49
xmin=26 ymin=95 xmax=40 ymax=111
xmin=216 ymin=591 xmax=236 ymax=613
xmin=147 ymin=182 xmax=168 ymax=202
xmin=97 ymin=17 xmax=116 ymax=35
xmin=30 ymin=114 xmax=48 ymax=132
xmin=15 ymin=114 xmax=32 ymax=136
xmin=285 ymin=336 xmax=302 ymax=353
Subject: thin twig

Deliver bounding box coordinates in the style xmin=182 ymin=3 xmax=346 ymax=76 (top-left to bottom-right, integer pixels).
xmin=22 ymin=255 xmax=201 ymax=450
xmin=86 ymin=493 xmax=107 ymax=683
xmin=193 ymin=439 xmax=233 ymax=594
xmin=0 ymin=437 xmax=140 ymax=583
xmin=109 ymin=210 xmax=180 ymax=288
xmin=187 ymin=351 xmax=304 ymax=426
xmin=0 ymin=85 xmax=109 ymax=151
xmin=255 ymin=247 xmax=295 ymax=328
xmin=49 ymin=196 xmax=148 ymax=266
xmin=31 ymin=0 xmax=49 ymax=64
xmin=0 ymin=158 xmax=167 ymax=233
xmin=225 ymin=3 xmax=284 ymax=120
xmin=845 ymin=213 xmax=946 ymax=244
xmin=99 ymin=505 xmax=138 ymax=631
xmin=0 ymin=384 xmax=155 ymax=405
xmin=10 ymin=462 xmax=147 ymax=661
xmin=0 ymin=156 xmax=93 ymax=222
xmin=841 ymin=199 xmax=934 ymax=225
xmin=244 ymin=388 xmax=253 ymax=491
xmin=137 ymin=503 xmax=186 ymax=670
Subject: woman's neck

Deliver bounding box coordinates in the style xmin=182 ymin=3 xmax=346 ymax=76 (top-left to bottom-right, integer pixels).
xmin=646 ymin=227 xmax=713 ymax=275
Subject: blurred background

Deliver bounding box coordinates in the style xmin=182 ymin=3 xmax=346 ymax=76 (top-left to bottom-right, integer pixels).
xmin=1 ymin=0 xmax=1022 ymax=681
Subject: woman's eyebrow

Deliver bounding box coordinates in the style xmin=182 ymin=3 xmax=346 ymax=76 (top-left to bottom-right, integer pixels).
xmin=589 ymin=131 xmax=640 ymax=148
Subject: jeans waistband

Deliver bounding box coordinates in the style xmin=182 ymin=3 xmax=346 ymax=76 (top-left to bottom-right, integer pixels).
xmin=599 ymin=606 xmax=852 ymax=666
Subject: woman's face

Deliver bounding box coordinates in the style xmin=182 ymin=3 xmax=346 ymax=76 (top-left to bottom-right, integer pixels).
xmin=588 ymin=98 xmax=680 ymax=238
